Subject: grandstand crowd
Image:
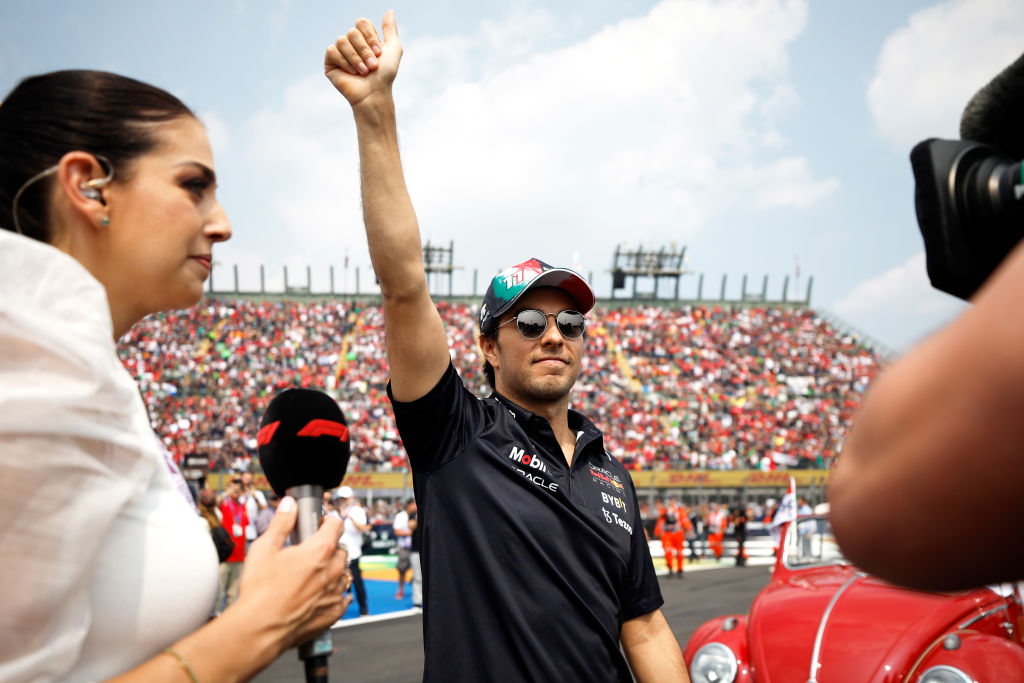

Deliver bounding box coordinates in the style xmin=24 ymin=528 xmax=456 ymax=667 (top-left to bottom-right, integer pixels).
xmin=117 ymin=299 xmax=884 ymax=474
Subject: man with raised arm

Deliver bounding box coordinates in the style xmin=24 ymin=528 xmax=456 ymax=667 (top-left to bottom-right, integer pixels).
xmin=325 ymin=13 xmax=688 ymax=682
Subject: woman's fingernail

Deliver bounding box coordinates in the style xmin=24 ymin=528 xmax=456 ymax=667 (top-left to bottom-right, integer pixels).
xmin=367 ymin=56 xmax=378 ymax=69
xmin=279 ymin=496 xmax=296 ymax=512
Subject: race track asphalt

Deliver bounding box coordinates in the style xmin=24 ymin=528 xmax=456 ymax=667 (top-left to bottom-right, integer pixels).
xmin=253 ymin=564 xmax=772 ymax=682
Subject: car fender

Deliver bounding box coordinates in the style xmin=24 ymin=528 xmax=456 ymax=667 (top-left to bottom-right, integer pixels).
xmin=908 ymin=630 xmax=1024 ymax=681
xmin=684 ymin=615 xmax=753 ymax=681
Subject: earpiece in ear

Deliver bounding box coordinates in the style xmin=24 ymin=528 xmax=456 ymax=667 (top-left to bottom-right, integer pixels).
xmin=79 ymin=179 xmax=107 ymax=205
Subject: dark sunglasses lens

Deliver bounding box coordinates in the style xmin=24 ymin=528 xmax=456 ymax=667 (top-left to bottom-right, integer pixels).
xmin=516 ymin=310 xmax=548 ymax=338
xmin=556 ymin=311 xmax=585 ymax=338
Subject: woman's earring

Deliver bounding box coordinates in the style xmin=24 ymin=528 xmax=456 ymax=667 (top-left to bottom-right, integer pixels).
xmin=100 ymin=216 xmax=110 ymax=227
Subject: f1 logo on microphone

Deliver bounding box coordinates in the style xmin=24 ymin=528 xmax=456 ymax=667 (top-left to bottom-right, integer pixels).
xmin=257 ymin=421 xmax=280 ymax=446
xmin=257 ymin=419 xmax=349 ymax=446
xmin=297 ymin=419 xmax=350 ymax=442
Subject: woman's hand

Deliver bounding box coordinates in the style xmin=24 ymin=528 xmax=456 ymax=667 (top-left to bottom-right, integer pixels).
xmin=110 ymin=497 xmax=354 ymax=682
xmin=233 ymin=496 xmax=353 ymax=651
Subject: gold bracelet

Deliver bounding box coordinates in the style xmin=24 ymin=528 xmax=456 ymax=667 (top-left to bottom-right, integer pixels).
xmin=163 ymin=647 xmax=199 ymax=683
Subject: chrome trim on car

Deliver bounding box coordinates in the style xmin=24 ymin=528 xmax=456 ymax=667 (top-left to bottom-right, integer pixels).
xmin=919 ymin=664 xmax=973 ymax=683
xmin=781 ymin=556 xmax=852 ymax=572
xmin=957 ymin=603 xmax=1008 ymax=629
xmin=807 ymin=572 xmax=864 ymax=683
xmin=780 ymin=516 xmax=851 ymax=571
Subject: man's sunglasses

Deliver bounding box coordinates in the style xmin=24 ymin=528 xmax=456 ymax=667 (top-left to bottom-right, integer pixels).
xmin=496 ymin=309 xmax=587 ymax=340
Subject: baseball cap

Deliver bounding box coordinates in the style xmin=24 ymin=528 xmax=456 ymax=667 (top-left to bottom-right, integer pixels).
xmin=479 ymin=258 xmax=595 ymax=334
xmin=337 ymin=485 xmax=354 ymax=498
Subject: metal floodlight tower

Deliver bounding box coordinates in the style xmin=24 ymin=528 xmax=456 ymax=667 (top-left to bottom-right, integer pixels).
xmin=610 ymin=242 xmax=689 ymax=300
xmin=423 ymin=240 xmax=457 ymax=296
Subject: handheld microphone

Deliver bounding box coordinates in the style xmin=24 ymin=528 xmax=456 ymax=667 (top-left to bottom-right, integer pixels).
xmin=258 ymin=388 xmax=351 ymax=683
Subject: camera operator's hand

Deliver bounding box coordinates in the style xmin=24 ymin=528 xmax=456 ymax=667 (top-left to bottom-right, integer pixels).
xmin=325 ymin=11 xmax=402 ymax=108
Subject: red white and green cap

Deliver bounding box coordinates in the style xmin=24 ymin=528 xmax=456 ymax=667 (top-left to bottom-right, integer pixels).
xmin=479 ymin=258 xmax=596 ymax=334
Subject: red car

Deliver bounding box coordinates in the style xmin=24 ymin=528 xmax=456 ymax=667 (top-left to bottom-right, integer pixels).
xmin=684 ymin=514 xmax=1024 ymax=682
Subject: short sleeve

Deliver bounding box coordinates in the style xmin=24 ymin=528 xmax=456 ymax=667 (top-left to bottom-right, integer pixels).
xmin=387 ymin=362 xmax=486 ymax=472
xmin=621 ymin=476 xmax=665 ymax=621
xmin=352 ymin=506 xmax=368 ymax=525
xmin=393 ymin=511 xmax=408 ymax=532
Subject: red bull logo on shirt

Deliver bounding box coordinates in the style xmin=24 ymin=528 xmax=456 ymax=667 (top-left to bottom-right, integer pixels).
xmin=589 ymin=467 xmax=625 ymax=490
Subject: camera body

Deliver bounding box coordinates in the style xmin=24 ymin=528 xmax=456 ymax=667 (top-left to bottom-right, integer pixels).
xmin=912 ymin=51 xmax=1024 ymax=301
xmin=911 ymin=138 xmax=1024 ymax=301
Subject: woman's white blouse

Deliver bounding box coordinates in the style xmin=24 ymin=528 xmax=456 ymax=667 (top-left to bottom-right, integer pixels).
xmin=0 ymin=230 xmax=218 ymax=682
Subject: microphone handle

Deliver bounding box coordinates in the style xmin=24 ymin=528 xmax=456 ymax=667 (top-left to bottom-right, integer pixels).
xmin=288 ymin=484 xmax=325 ymax=546
xmin=304 ymin=655 xmax=329 ymax=683
xmin=285 ymin=484 xmax=334 ymax=682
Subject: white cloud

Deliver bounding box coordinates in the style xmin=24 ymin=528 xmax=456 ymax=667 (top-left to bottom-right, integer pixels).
xmin=869 ymin=0 xmax=1024 ymax=150
xmin=743 ymin=157 xmax=840 ymax=208
xmin=397 ymin=7 xmax=561 ymax=105
xmin=218 ymin=0 xmax=836 ymax=290
xmin=831 ymin=251 xmax=967 ymax=349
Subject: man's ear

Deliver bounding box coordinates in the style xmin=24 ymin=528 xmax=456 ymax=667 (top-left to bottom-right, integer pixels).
xmin=479 ymin=334 xmax=499 ymax=367
xmin=55 ymin=152 xmax=111 ymax=229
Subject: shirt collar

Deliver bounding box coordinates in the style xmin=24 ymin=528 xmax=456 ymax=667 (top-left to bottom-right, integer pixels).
xmin=490 ymin=391 xmax=606 ymax=456
xmin=490 ymin=390 xmax=533 ymax=425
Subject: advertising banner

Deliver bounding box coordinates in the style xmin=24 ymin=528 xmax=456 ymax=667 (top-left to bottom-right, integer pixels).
xmin=207 ymin=469 xmax=826 ymax=492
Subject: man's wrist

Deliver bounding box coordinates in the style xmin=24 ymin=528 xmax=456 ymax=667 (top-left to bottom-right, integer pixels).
xmin=351 ymin=91 xmax=397 ymax=124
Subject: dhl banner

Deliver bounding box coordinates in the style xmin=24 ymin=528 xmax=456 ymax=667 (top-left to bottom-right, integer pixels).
xmin=207 ymin=469 xmax=826 ymax=492
xmin=206 ymin=471 xmax=414 ymax=492
xmin=629 ymin=470 xmax=830 ymax=489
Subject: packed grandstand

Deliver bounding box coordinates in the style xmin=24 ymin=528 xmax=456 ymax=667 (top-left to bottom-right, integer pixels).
xmin=117 ymin=299 xmax=884 ymax=474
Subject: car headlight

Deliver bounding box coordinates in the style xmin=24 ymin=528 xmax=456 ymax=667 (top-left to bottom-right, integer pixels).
xmin=690 ymin=642 xmax=738 ymax=683
xmin=919 ymin=665 xmax=973 ymax=683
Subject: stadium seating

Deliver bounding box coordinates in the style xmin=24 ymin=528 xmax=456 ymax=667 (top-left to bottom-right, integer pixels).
xmin=117 ymin=300 xmax=883 ymax=473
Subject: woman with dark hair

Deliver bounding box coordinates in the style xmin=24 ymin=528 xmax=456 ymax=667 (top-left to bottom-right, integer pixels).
xmin=0 ymin=70 xmax=351 ymax=681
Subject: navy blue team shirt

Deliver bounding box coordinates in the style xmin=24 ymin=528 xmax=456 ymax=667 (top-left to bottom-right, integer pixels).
xmin=388 ymin=362 xmax=664 ymax=682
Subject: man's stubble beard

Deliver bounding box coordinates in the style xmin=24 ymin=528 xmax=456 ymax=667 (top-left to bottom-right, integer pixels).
xmin=501 ymin=363 xmax=580 ymax=404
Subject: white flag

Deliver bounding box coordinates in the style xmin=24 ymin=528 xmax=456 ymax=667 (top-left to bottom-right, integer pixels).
xmin=769 ymin=476 xmax=797 ymax=547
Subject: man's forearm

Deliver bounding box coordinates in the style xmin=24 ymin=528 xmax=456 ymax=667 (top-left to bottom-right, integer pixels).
xmin=329 ymin=12 xmax=450 ymax=401
xmin=353 ymin=94 xmax=425 ymax=300
xmin=621 ymin=610 xmax=689 ymax=682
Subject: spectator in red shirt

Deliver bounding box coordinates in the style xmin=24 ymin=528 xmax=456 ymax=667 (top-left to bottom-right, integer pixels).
xmin=217 ymin=478 xmax=248 ymax=613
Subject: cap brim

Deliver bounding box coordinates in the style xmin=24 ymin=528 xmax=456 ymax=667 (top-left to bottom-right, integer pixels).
xmin=529 ymin=269 xmax=596 ymax=314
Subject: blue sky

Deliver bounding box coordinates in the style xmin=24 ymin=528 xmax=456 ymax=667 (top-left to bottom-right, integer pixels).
xmin=3 ymin=0 xmax=1022 ymax=352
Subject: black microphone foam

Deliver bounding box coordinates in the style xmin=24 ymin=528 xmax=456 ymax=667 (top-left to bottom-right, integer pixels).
xmin=257 ymin=388 xmax=351 ymax=497
xmin=960 ymin=51 xmax=1024 ymax=157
